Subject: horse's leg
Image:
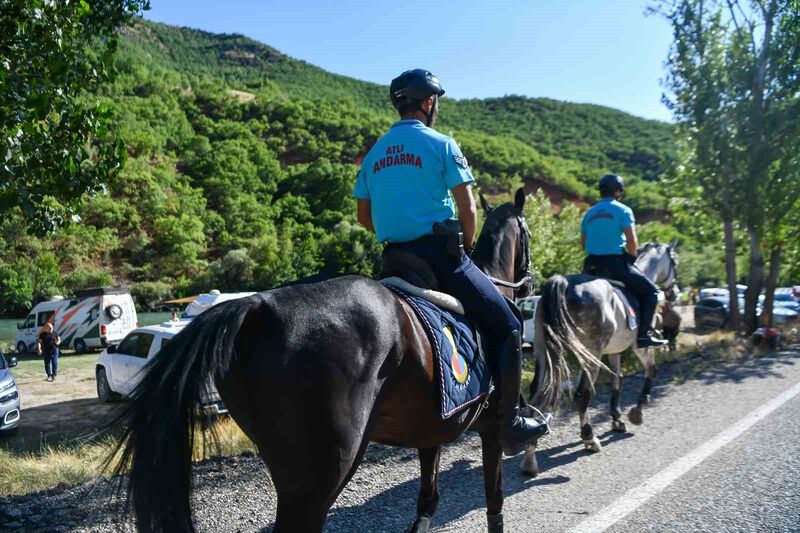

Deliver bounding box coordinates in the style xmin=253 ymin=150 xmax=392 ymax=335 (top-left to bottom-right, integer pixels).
xmin=407 ymin=447 xmax=441 ymax=533
xmin=271 ymin=436 xmax=369 ymax=533
xmin=628 ymin=347 xmax=656 ymax=426
xmin=608 ymin=353 xmax=626 ymax=433
xmin=480 ymin=430 xmax=505 ymax=533
xmin=575 ymin=367 xmax=602 ymax=452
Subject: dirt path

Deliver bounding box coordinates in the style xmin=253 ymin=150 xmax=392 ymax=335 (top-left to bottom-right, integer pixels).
xmin=4 ymin=353 xmax=117 ymax=451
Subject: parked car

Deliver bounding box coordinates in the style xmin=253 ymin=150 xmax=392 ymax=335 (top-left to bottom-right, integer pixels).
xmin=695 ymin=295 xmax=799 ymax=329
xmin=694 ymin=296 xmax=735 ymax=328
xmin=16 ymin=287 xmax=138 ymax=354
xmin=773 ymin=292 xmax=800 ymax=312
xmin=518 ymin=296 xmax=541 ymax=345
xmin=0 ymin=351 xmax=20 ymax=434
xmin=95 ymin=322 xmax=227 ymax=414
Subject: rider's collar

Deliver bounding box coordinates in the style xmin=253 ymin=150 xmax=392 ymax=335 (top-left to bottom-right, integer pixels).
xmin=391 ymin=119 xmax=423 ymax=128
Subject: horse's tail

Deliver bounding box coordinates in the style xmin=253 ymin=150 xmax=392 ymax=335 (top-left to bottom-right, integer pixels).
xmin=106 ymin=296 xmax=259 ymax=533
xmin=531 ymin=275 xmax=606 ymax=409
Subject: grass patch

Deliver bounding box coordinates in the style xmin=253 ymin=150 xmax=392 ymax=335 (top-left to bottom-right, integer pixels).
xmin=10 ymin=352 xmax=97 ymax=382
xmin=0 ymin=416 xmax=255 ymax=497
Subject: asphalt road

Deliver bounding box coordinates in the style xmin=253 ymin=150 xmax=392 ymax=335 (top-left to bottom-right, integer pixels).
xmin=2 ymin=345 xmax=799 ymax=532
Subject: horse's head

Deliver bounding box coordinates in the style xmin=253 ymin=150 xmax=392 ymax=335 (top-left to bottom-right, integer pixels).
xmin=636 ymin=240 xmax=679 ymax=300
xmin=473 ymin=188 xmax=533 ymax=299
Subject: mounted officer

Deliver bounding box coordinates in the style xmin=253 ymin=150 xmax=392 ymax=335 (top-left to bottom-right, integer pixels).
xmin=581 ymin=174 xmax=668 ymax=348
xmin=354 ymin=68 xmax=549 ymax=455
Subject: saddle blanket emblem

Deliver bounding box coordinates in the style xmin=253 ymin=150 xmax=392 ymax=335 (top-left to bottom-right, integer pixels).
xmin=387 ymin=286 xmax=490 ymax=419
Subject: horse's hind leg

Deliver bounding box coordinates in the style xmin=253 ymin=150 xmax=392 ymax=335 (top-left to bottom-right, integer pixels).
xmin=407 ymin=447 xmax=441 ymax=533
xmin=608 ymin=353 xmax=626 ymax=433
xmin=480 ymin=430 xmax=505 ymax=533
xmin=267 ymin=424 xmax=372 ymax=532
xmin=575 ymin=368 xmax=602 ymax=452
xmin=628 ymin=347 xmax=656 ymax=426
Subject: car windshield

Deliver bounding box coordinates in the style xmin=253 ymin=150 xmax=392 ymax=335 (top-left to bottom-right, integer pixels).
xmin=775 ymin=293 xmax=795 ymax=302
xmin=0 ymin=354 xmax=5 ymax=370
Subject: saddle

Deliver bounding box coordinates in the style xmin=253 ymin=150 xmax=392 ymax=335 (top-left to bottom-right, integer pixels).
xmin=582 ymin=261 xmax=638 ymax=330
xmin=378 ymin=250 xmax=464 ymax=315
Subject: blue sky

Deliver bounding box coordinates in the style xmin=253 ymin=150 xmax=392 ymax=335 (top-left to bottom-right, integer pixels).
xmin=145 ymin=0 xmax=675 ymax=122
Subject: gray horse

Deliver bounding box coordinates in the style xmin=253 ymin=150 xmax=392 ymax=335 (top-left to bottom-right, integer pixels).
xmin=521 ymin=241 xmax=678 ymax=476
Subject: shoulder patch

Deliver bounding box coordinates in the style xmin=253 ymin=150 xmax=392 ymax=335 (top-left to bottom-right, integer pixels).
xmin=453 ymin=154 xmax=469 ymax=170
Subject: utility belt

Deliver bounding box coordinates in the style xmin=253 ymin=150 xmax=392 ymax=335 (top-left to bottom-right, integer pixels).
xmin=384 ymin=220 xmax=464 ymax=261
xmin=583 ymin=250 xmax=635 ymax=277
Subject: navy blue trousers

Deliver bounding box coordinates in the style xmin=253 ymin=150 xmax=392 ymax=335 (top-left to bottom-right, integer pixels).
xmin=385 ymin=235 xmax=521 ymax=343
xmin=44 ymin=350 xmax=58 ymax=378
xmin=584 ymin=254 xmax=659 ymax=333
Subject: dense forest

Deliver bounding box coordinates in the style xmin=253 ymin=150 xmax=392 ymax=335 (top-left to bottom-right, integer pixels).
xmin=0 ymin=19 xmax=734 ymax=316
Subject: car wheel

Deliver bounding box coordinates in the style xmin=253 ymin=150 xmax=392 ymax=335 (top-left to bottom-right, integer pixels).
xmin=96 ymin=368 xmax=119 ymax=403
xmin=16 ymin=341 xmax=28 ymax=355
xmin=74 ymin=338 xmax=87 ymax=354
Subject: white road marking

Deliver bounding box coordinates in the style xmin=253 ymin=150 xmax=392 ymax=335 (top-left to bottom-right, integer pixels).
xmin=568 ymin=379 xmax=800 ymax=533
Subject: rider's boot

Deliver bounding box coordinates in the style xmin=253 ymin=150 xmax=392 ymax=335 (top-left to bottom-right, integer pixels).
xmin=636 ymin=295 xmax=668 ymax=348
xmin=498 ymin=329 xmax=552 ymax=456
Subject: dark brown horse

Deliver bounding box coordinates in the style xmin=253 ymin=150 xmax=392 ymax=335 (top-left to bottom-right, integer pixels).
xmin=111 ymin=189 xmax=596 ymax=532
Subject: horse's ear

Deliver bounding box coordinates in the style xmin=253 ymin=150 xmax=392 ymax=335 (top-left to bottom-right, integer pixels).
xmin=668 ymin=238 xmax=679 ymax=250
xmin=514 ymin=188 xmax=526 ymax=210
xmin=479 ymin=193 xmax=493 ymax=215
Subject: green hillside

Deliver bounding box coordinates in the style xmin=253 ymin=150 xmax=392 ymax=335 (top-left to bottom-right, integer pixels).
xmin=119 ymin=20 xmax=674 ymax=206
xmin=0 ymin=19 xmax=678 ymax=316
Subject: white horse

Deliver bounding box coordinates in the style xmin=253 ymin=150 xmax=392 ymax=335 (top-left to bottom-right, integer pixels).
xmin=521 ymin=241 xmax=678 ymax=476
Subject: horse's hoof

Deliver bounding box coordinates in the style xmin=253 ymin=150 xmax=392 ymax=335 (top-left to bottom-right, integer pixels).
xmin=583 ymin=437 xmax=602 ymax=453
xmin=612 ymin=419 xmax=627 ymax=433
xmin=520 ymin=447 xmax=539 ymax=477
xmin=628 ymin=407 xmax=643 ymax=426
xmin=487 ymin=512 xmax=504 ymax=533
xmin=406 ymin=516 xmax=431 ymax=533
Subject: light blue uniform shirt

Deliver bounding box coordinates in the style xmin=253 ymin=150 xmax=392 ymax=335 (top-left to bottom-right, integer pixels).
xmin=354 ymin=119 xmax=474 ymax=243
xmin=581 ymin=198 xmax=635 ymax=255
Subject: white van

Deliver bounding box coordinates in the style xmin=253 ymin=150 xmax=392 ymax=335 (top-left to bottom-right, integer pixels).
xmin=15 ymin=287 xmax=138 ymax=354
xmin=181 ymin=290 xmax=256 ymax=319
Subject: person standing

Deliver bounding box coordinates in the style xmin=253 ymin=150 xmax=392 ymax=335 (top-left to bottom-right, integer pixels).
xmin=581 ymin=174 xmax=667 ymax=348
xmin=37 ymin=322 xmax=61 ymax=382
xmin=354 ymin=68 xmax=550 ymax=456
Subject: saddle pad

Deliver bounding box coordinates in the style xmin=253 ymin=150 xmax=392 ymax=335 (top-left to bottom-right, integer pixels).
xmin=387 ymin=286 xmax=490 ymax=419
xmin=612 ymin=286 xmax=639 ymax=330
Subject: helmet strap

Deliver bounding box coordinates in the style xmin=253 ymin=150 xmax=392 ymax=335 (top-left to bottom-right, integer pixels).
xmin=423 ymin=95 xmax=438 ymax=127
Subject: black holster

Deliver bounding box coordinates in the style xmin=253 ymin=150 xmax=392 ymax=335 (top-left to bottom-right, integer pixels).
xmin=432 ymin=219 xmax=463 ymax=261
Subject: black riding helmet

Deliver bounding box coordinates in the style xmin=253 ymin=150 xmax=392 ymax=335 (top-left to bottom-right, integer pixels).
xmin=390 ymin=69 xmax=445 ymax=126
xmin=599 ymin=174 xmax=625 ymax=196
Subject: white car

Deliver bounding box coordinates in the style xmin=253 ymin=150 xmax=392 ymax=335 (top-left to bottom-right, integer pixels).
xmin=518 ymin=296 xmax=541 ymax=345
xmin=95 ymin=322 xmax=226 ymax=414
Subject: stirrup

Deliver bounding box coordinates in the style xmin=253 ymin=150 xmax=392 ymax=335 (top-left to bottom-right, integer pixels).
xmin=637 ymin=336 xmax=668 ymax=348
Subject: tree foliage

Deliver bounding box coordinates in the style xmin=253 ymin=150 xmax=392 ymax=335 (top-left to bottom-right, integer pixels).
xmin=1 ymin=0 xmax=149 ymax=231
xmin=0 ymin=17 xmax=687 ymax=315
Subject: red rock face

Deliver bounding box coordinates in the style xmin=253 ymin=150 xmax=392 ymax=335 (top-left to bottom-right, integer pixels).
xmin=523 ymin=178 xmax=588 ymax=213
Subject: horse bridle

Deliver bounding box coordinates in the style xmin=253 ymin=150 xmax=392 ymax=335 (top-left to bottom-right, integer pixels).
xmin=659 ymin=247 xmax=678 ymax=291
xmin=638 ymin=244 xmax=678 ymax=291
xmin=486 ymin=215 xmax=533 ymax=292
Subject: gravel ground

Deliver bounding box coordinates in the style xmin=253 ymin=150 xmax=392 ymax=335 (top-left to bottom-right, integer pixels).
xmin=1 ymin=345 xmax=798 ymax=533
